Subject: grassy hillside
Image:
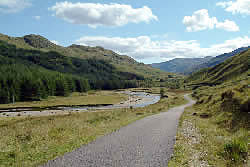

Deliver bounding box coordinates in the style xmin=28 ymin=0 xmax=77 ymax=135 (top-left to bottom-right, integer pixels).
xmin=0 ymin=33 xmax=171 ymax=80
xmin=187 ymin=46 xmax=250 ymax=74
xmin=0 ymin=40 xmax=143 ymax=81
xmin=169 ymin=80 xmax=249 ymax=166
xmin=172 ymin=48 xmax=250 ymax=166
xmin=186 ymin=48 xmax=250 ymax=85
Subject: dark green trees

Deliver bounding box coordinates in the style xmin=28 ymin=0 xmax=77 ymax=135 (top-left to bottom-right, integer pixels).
xmin=0 ymin=64 xmax=90 ymax=104
xmin=0 ymin=40 xmax=142 ymax=104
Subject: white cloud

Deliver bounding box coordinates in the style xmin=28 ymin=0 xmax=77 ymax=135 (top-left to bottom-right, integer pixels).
xmin=216 ymin=19 xmax=240 ymax=31
xmin=183 ymin=9 xmax=239 ymax=32
xmin=217 ymin=0 xmax=250 ymax=15
xmin=0 ymin=0 xmax=31 ymax=13
xmin=33 ymin=16 xmax=40 ymax=20
xmin=76 ymin=35 xmax=250 ymax=63
xmin=49 ymin=2 xmax=158 ymax=27
xmin=183 ymin=9 xmax=217 ymax=32
xmin=51 ymin=40 xmax=59 ymax=45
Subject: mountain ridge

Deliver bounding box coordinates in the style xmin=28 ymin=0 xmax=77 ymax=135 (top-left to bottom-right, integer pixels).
xmin=0 ymin=33 xmax=172 ymax=80
xmin=151 ymin=46 xmax=250 ymax=74
xmin=151 ymin=57 xmax=213 ymax=74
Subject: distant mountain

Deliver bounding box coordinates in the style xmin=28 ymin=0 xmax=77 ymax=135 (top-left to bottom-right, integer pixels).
xmin=151 ymin=57 xmax=212 ymax=74
xmin=0 ymin=33 xmax=171 ymax=80
xmin=151 ymin=46 xmax=250 ymax=74
xmin=186 ymin=48 xmax=250 ymax=85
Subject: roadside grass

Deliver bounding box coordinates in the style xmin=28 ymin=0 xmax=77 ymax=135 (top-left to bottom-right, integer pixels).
xmin=0 ymin=91 xmax=128 ymax=109
xmin=0 ymin=90 xmax=187 ymax=167
xmin=169 ymin=106 xmax=249 ymax=167
xmin=169 ymin=80 xmax=249 ymax=167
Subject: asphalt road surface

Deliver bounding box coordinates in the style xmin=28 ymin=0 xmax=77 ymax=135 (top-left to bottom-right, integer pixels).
xmin=42 ymin=94 xmax=195 ymax=167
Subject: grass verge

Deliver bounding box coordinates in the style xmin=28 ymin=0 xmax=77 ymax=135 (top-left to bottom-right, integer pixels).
xmin=0 ymin=90 xmax=187 ymax=167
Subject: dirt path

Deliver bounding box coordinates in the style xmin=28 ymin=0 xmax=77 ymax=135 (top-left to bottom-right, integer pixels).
xmin=41 ymin=94 xmax=195 ymax=167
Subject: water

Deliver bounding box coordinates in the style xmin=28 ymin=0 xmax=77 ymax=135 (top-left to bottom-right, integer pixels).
xmin=64 ymin=91 xmax=161 ymax=111
xmin=0 ymin=91 xmax=161 ymax=117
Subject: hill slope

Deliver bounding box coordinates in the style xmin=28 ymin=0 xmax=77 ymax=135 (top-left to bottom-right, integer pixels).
xmin=0 ymin=33 xmax=171 ymax=80
xmin=187 ymin=46 xmax=250 ymax=74
xmin=0 ymin=39 xmax=143 ymax=104
xmin=186 ymin=48 xmax=250 ymax=85
xmin=182 ymin=49 xmax=249 ymax=167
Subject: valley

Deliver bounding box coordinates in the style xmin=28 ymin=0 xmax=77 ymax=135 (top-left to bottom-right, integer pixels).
xmin=2 ymin=0 xmax=250 ymax=166
xmin=0 ymin=33 xmax=249 ymax=167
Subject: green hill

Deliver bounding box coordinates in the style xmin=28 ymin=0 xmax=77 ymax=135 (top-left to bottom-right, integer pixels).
xmin=186 ymin=46 xmax=250 ymax=74
xmin=0 ymin=33 xmax=171 ymax=80
xmin=186 ymin=48 xmax=250 ymax=85
xmin=0 ymin=33 xmax=176 ymax=104
xmin=0 ymin=39 xmax=142 ymax=104
xmin=183 ymin=48 xmax=249 ymax=167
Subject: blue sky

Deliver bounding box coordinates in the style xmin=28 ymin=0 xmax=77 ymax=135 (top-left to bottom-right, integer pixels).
xmin=1 ymin=0 xmax=250 ymax=63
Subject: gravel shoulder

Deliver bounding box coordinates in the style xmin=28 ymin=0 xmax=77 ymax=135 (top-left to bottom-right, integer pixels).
xmin=41 ymin=94 xmax=195 ymax=167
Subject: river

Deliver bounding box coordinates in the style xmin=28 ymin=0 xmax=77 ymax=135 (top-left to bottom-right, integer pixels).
xmin=0 ymin=91 xmax=161 ymax=117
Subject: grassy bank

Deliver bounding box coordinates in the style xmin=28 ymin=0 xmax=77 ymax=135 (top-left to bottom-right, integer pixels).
xmin=169 ymin=80 xmax=249 ymax=167
xmin=0 ymin=91 xmax=128 ymax=109
xmin=0 ymin=89 xmax=187 ymax=167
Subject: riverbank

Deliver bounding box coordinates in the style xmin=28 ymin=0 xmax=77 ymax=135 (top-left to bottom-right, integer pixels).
xmin=0 ymin=89 xmax=188 ymax=167
xmin=0 ymin=91 xmax=160 ymax=117
xmin=0 ymin=91 xmax=128 ymax=109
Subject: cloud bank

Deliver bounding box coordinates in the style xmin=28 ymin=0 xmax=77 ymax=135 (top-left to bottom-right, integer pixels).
xmin=76 ymin=35 xmax=250 ymax=63
xmin=49 ymin=2 xmax=158 ymax=27
xmin=183 ymin=9 xmax=239 ymax=32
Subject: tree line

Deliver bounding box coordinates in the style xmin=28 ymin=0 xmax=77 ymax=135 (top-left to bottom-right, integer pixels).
xmin=0 ymin=63 xmax=90 ymax=104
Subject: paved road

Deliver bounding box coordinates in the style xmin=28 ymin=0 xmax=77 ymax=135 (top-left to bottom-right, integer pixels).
xmin=42 ymin=94 xmax=195 ymax=167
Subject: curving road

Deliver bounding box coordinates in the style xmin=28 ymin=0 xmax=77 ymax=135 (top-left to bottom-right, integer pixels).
xmin=42 ymin=94 xmax=195 ymax=167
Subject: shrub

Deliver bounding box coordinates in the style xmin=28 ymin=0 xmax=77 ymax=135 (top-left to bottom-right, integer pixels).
xmin=223 ymin=138 xmax=248 ymax=163
xmin=221 ymin=90 xmax=241 ymax=113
